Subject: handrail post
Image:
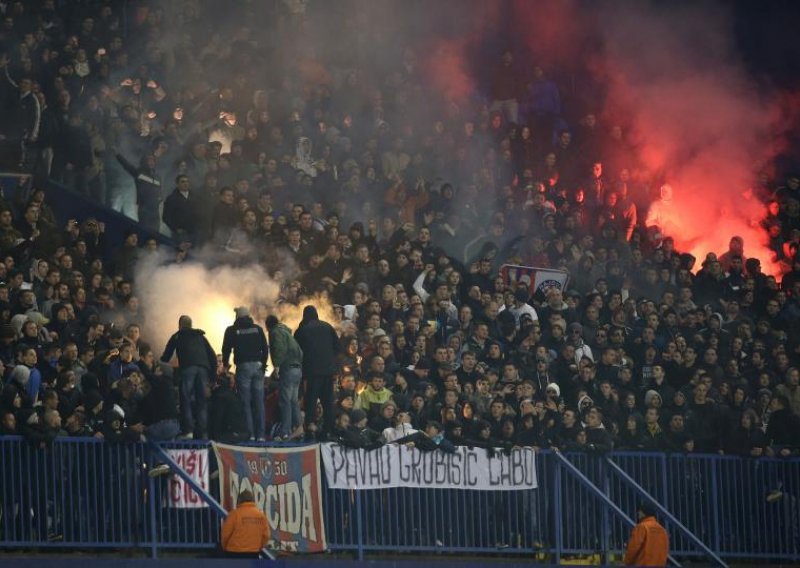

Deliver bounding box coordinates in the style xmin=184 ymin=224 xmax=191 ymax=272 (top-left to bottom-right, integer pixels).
xmin=709 ymin=457 xmax=721 ymax=556
xmin=601 ymin=457 xmax=611 ymax=565
xmin=553 ymin=454 xmax=563 ymax=564
xmin=148 ymin=467 xmax=158 ymax=558
xmin=354 ymin=489 xmax=364 ymax=560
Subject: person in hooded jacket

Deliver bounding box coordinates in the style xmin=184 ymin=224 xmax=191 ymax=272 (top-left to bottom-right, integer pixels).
xmin=294 ymin=305 xmax=340 ymax=438
xmin=222 ymin=307 xmax=268 ymax=441
xmin=0 ymin=383 xmax=24 ymax=425
xmin=160 ymin=315 xmax=217 ymax=439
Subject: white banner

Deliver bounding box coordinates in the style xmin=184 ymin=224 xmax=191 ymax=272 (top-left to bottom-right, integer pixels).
xmin=500 ymin=264 xmax=570 ymax=295
xmin=167 ymin=448 xmax=209 ymax=508
xmin=321 ymin=443 xmax=537 ymax=491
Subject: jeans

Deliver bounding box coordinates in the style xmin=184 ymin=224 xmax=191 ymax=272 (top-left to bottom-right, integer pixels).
xmin=279 ymin=365 xmax=303 ymax=437
xmin=237 ymin=361 xmax=265 ymax=439
xmin=180 ymin=365 xmax=210 ymax=437
xmin=146 ymin=418 xmax=180 ymax=441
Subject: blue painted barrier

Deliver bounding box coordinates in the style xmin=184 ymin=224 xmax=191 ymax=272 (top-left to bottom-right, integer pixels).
xmin=0 ymin=436 xmax=797 ymax=562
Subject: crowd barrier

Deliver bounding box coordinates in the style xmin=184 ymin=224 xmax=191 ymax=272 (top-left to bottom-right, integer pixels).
xmin=0 ymin=436 xmax=797 ymax=562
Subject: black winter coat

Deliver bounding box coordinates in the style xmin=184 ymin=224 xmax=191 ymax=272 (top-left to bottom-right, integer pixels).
xmin=160 ymin=328 xmax=217 ymax=371
xmin=221 ymin=316 xmax=268 ymax=367
xmin=294 ymin=306 xmax=340 ymax=376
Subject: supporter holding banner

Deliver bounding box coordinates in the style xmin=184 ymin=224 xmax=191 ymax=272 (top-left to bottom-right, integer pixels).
xmin=321 ymin=443 xmax=538 ymax=491
xmin=211 ymin=443 xmax=327 ymax=553
xmin=500 ymin=264 xmax=570 ymax=296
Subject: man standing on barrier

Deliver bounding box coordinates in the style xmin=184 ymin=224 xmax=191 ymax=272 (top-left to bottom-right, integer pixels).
xmin=222 ymin=307 xmax=269 ymax=441
xmin=266 ymin=314 xmax=304 ymax=441
xmin=160 ymin=315 xmax=217 ymax=439
xmin=624 ymin=502 xmax=669 ymax=567
xmin=294 ymin=305 xmax=340 ymax=440
xmin=220 ymin=489 xmax=270 ymax=558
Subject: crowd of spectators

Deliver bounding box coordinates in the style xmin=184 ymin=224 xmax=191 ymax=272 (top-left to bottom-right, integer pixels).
xmin=0 ymin=0 xmax=799 ymax=461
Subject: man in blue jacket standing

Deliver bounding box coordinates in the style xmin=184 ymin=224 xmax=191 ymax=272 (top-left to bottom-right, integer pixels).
xmin=161 ymin=315 xmax=217 ymax=439
xmin=222 ymin=307 xmax=268 ymax=441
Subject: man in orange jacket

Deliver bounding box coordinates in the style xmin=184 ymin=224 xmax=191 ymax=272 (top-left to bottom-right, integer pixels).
xmin=220 ymin=489 xmax=270 ymax=557
xmin=624 ymin=502 xmax=669 ymax=567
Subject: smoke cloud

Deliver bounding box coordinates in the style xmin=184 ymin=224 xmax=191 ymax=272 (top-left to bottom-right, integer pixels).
xmin=591 ymin=2 xmax=783 ymax=273
xmin=135 ymin=252 xmax=334 ymax=357
xmin=505 ymin=0 xmax=790 ymax=274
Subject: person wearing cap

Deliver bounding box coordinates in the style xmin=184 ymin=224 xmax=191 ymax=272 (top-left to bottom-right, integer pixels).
xmin=220 ymin=488 xmax=270 ymax=558
xmin=222 ymin=307 xmax=269 ymax=441
xmin=160 ymin=315 xmax=218 ymax=439
xmin=623 ymin=502 xmax=669 ymax=567
xmin=347 ymin=408 xmax=384 ymax=449
xmin=266 ymin=314 xmax=304 ymax=441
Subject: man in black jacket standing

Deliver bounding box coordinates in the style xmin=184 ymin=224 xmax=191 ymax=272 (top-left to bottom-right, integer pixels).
xmin=160 ymin=315 xmax=217 ymax=439
xmin=294 ymin=306 xmax=339 ymax=439
xmin=162 ymin=174 xmax=197 ymax=242
xmin=222 ymin=307 xmax=268 ymax=441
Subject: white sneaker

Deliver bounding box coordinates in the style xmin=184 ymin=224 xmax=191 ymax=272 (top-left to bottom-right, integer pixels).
xmin=148 ymin=464 xmax=172 ymax=478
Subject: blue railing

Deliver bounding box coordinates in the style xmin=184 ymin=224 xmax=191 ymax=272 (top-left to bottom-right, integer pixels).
xmin=0 ymin=436 xmax=797 ymax=561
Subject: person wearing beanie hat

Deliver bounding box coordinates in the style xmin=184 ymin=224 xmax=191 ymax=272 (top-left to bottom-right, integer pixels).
xmin=349 ymin=408 xmax=367 ymax=427
xmin=644 ymin=390 xmax=663 ymax=409
xmin=546 ymin=383 xmax=561 ymax=398
xmin=222 ymin=306 xmax=268 ymax=441
xmin=161 ymin=316 xmax=218 ymax=439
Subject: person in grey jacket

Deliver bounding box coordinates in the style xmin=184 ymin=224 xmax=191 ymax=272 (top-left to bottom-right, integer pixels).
xmin=266 ymin=314 xmax=303 ymax=441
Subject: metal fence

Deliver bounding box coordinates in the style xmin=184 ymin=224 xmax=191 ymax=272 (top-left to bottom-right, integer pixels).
xmin=0 ymin=436 xmax=797 ymax=562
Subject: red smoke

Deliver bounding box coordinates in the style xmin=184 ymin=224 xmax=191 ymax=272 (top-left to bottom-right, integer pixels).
xmin=509 ymin=1 xmax=788 ymax=278
xmin=425 ymin=38 xmax=477 ymax=104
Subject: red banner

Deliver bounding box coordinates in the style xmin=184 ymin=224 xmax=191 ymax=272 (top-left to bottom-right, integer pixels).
xmin=211 ymin=442 xmax=327 ymax=553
